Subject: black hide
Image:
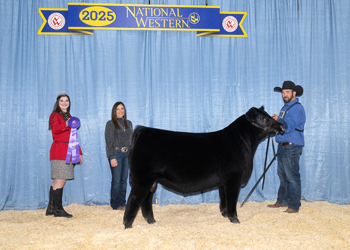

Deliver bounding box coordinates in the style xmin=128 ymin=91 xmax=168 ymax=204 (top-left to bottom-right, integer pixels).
xmin=123 ymin=106 xmax=284 ymax=228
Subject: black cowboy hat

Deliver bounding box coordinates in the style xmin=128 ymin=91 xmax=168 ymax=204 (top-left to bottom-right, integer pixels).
xmin=274 ymin=81 xmax=303 ymax=96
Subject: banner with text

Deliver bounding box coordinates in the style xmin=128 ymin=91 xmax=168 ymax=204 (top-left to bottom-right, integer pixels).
xmin=38 ymin=3 xmax=246 ymax=37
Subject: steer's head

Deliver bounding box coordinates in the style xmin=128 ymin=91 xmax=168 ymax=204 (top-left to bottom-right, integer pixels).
xmin=245 ymin=106 xmax=284 ymax=135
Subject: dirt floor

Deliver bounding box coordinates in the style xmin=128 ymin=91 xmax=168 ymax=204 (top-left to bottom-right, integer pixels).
xmin=1 ymin=200 xmax=349 ymax=250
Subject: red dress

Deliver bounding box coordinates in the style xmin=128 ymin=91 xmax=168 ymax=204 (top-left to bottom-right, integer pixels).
xmin=49 ymin=112 xmax=83 ymax=161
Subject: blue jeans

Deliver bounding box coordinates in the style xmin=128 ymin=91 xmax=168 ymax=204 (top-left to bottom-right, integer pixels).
xmin=110 ymin=150 xmax=129 ymax=209
xmin=276 ymin=144 xmax=303 ymax=211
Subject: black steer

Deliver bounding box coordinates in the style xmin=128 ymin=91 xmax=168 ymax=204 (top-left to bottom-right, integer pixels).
xmin=123 ymin=106 xmax=284 ymax=229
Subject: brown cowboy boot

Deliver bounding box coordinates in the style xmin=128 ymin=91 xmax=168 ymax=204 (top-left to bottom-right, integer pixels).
xmin=267 ymin=202 xmax=287 ymax=208
xmin=284 ymin=207 xmax=298 ymax=213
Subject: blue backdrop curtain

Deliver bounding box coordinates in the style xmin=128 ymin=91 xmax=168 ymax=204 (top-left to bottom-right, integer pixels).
xmin=0 ymin=0 xmax=349 ymax=210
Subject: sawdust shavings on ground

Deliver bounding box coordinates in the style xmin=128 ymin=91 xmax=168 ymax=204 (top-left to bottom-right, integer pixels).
xmin=1 ymin=201 xmax=349 ymax=250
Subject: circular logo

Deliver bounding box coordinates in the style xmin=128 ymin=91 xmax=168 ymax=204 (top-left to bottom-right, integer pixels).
xmin=48 ymin=13 xmax=65 ymax=30
xmin=189 ymin=12 xmax=200 ymax=24
xmin=222 ymin=16 xmax=238 ymax=33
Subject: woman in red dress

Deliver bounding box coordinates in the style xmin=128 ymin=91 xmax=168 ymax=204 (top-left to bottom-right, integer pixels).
xmin=46 ymin=92 xmax=83 ymax=218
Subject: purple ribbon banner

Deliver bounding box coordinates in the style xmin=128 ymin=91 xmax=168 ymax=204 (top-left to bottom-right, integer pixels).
xmin=65 ymin=117 xmax=81 ymax=164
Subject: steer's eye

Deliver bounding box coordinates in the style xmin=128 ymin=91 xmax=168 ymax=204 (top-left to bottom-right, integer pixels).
xmin=260 ymin=116 xmax=267 ymax=122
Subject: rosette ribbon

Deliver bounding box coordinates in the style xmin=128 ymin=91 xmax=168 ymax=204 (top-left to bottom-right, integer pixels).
xmin=65 ymin=117 xmax=81 ymax=164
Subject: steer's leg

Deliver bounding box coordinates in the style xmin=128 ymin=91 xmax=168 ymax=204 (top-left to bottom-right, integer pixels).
xmin=123 ymin=185 xmax=150 ymax=229
xmin=219 ymin=185 xmax=227 ymax=217
xmin=141 ymin=191 xmax=156 ymax=224
xmin=224 ymin=175 xmax=242 ymax=223
xmin=141 ymin=183 xmax=157 ymax=224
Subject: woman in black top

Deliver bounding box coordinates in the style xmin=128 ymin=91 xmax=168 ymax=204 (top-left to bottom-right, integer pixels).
xmin=105 ymin=102 xmax=133 ymax=210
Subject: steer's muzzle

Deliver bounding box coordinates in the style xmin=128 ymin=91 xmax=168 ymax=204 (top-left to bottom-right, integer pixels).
xmin=270 ymin=122 xmax=284 ymax=135
xmin=279 ymin=125 xmax=285 ymax=135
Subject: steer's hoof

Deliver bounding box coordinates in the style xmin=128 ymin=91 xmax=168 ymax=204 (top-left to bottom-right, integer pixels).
xmin=221 ymin=211 xmax=228 ymax=218
xmin=124 ymin=221 xmax=133 ymax=229
xmin=146 ymin=218 xmax=156 ymax=224
xmin=229 ymin=217 xmax=240 ymax=224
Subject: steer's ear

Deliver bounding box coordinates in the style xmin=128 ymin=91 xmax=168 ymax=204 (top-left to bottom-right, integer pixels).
xmin=259 ymin=106 xmax=265 ymax=111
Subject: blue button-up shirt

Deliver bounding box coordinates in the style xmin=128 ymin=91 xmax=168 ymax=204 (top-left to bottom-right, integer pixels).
xmin=275 ymin=98 xmax=306 ymax=146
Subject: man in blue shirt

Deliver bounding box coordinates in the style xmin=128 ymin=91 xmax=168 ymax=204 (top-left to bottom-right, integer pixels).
xmin=268 ymin=81 xmax=306 ymax=213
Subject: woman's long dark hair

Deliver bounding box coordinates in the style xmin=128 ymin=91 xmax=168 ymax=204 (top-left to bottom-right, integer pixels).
xmin=48 ymin=93 xmax=71 ymax=130
xmin=112 ymin=101 xmax=129 ymax=130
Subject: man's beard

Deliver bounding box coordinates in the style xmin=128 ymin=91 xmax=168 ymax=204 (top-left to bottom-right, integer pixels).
xmin=283 ymin=95 xmax=294 ymax=103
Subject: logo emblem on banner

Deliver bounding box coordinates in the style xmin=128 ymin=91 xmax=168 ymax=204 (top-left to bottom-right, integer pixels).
xmin=38 ymin=4 xmax=246 ymax=37
xmin=222 ymin=16 xmax=238 ymax=33
xmin=48 ymin=13 xmax=65 ymax=30
xmin=189 ymin=12 xmax=200 ymax=24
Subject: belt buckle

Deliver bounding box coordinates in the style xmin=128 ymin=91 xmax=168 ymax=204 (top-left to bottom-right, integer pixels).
xmin=121 ymin=147 xmax=128 ymax=153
